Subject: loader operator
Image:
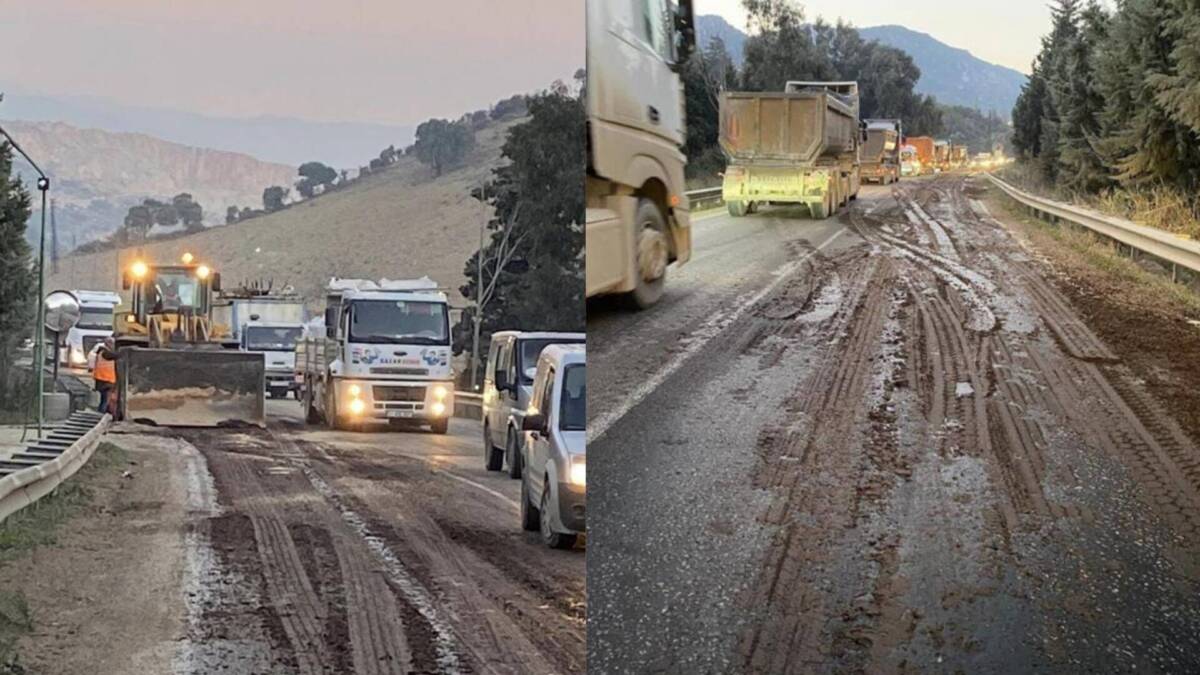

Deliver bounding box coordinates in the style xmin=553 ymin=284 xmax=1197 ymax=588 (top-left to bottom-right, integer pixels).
xmin=93 ymin=337 xmax=119 ymax=416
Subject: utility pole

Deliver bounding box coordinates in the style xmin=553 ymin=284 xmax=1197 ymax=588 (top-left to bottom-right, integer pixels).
xmin=470 ymin=181 xmax=486 ymax=390
xmin=50 ymin=198 xmax=58 ymax=275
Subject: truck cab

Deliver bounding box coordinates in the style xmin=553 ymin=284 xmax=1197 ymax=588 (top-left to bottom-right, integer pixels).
xmin=585 ymin=0 xmax=695 ymax=308
xmin=482 ymin=331 xmax=586 ymax=478
xmin=60 ymin=290 xmax=121 ymax=368
xmin=243 ymin=322 xmax=304 ymax=399
xmin=298 ymin=278 xmax=454 ymax=433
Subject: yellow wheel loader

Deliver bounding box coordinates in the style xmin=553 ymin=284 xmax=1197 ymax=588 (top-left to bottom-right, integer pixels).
xmin=113 ymin=255 xmax=265 ymax=426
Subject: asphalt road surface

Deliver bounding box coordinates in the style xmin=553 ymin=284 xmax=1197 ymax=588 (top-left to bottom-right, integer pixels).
xmin=114 ymin=398 xmax=585 ymax=674
xmin=588 ymin=175 xmax=1200 ymax=674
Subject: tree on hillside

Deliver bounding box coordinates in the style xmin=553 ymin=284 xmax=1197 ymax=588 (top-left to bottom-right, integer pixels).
xmin=453 ymin=88 xmax=585 ymax=386
xmin=226 ymin=205 xmax=240 ymax=224
xmin=740 ymin=0 xmax=836 ymax=90
xmin=173 ymin=192 xmax=203 ymax=232
xmin=490 ymin=94 xmax=528 ymax=120
xmin=413 ymin=118 xmax=476 ymax=177
xmin=123 ymin=204 xmax=153 ymax=239
xmin=263 ymin=185 xmax=288 ymax=212
xmin=0 ymin=141 xmax=35 ymax=409
xmin=296 ymin=161 xmax=337 ymax=198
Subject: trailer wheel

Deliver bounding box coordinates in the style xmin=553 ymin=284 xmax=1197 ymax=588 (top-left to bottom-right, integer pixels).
xmin=727 ymin=200 xmax=749 ymax=217
xmin=304 ymin=381 xmax=321 ymax=424
xmin=810 ymin=199 xmax=829 ymax=220
xmin=629 ymin=199 xmax=669 ymax=309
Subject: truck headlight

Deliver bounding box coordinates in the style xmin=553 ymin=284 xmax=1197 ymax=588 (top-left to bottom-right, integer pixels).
xmin=348 ymin=398 xmax=365 ymax=415
xmin=433 ymin=385 xmax=448 ymax=400
xmin=348 ymin=384 xmax=361 ymax=397
xmin=431 ymin=401 xmax=446 ymax=416
xmin=70 ymin=348 xmax=85 ymax=365
xmin=568 ymin=457 xmax=586 ymax=486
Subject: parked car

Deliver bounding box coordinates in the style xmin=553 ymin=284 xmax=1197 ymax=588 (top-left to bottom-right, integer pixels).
xmin=520 ymin=344 xmax=585 ymax=549
xmin=482 ymin=331 xmax=585 ymax=478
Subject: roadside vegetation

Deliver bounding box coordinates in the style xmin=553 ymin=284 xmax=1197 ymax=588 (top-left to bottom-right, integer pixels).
xmin=452 ymin=74 xmax=585 ymax=388
xmin=1009 ymin=0 xmax=1200 ymax=238
xmin=0 ymin=140 xmax=34 ymax=421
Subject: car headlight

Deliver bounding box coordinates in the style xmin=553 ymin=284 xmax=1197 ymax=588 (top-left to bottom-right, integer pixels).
xmin=348 ymin=398 xmax=365 ymax=415
xmin=568 ymin=457 xmax=586 ymax=486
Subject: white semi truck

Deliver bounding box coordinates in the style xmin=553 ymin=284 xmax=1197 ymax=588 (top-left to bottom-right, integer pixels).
xmin=297 ymin=277 xmax=454 ymax=433
xmin=212 ymin=290 xmax=307 ymax=399
xmin=584 ymin=0 xmax=695 ymax=308
xmin=60 ymin=290 xmax=122 ymax=368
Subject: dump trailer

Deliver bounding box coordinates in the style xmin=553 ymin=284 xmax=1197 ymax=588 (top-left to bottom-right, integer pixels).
xmin=934 ymin=141 xmax=951 ymax=172
xmin=905 ymin=136 xmax=935 ymax=175
xmin=113 ymin=255 xmax=265 ymax=427
xmin=585 ymin=0 xmax=696 ymax=309
xmin=720 ymin=81 xmax=862 ymax=219
xmin=860 ymin=119 xmax=901 ymax=185
xmin=900 ymin=145 xmax=919 ymax=177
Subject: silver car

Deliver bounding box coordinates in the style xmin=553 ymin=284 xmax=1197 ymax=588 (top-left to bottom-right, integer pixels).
xmin=482 ymin=331 xmax=585 ymax=478
xmin=520 ymin=344 xmax=585 ymax=549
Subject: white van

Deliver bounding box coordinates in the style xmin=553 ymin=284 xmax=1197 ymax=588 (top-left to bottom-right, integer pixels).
xmin=483 ymin=331 xmax=586 ymax=477
xmin=520 ymin=344 xmax=586 ymax=549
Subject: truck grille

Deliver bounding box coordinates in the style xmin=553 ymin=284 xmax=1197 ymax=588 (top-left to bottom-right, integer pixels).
xmin=373 ymin=386 xmax=426 ymax=402
xmin=370 ymin=366 xmax=429 ymax=376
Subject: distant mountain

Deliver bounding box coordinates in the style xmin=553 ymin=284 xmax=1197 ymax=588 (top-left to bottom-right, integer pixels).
xmin=0 ymin=91 xmax=413 ymax=169
xmin=7 ymin=120 xmax=295 ymax=249
xmin=694 ymin=16 xmax=1027 ymax=117
xmin=858 ymin=25 xmax=1026 ymax=117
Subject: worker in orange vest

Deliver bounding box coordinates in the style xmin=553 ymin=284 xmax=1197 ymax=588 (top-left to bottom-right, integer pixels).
xmin=93 ymin=337 xmax=118 ymax=415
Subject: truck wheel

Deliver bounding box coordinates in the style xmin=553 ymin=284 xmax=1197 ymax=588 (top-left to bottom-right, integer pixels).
xmin=629 ymin=199 xmax=668 ymax=309
xmin=810 ymin=198 xmax=829 ymax=220
xmin=484 ymin=423 xmax=503 ymax=470
xmin=430 ymin=418 xmax=449 ymax=435
xmin=727 ymin=200 xmax=748 ymax=217
xmin=506 ymin=430 xmax=522 ymax=480
xmin=541 ymin=485 xmax=576 ymax=550
xmin=521 ymin=474 xmax=540 ymax=532
xmin=305 ymin=390 xmax=321 ymax=424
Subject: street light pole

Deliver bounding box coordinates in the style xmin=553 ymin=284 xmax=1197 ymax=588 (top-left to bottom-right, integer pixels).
xmin=0 ymin=122 xmax=52 ymax=438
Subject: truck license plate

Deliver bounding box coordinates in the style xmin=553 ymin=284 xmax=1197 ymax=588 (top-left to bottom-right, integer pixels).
xmin=386 ymin=410 xmax=414 ymax=419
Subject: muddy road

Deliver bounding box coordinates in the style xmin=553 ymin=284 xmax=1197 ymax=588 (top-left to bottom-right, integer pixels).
xmin=115 ymin=401 xmax=585 ymax=674
xmin=588 ymin=175 xmax=1200 ymax=673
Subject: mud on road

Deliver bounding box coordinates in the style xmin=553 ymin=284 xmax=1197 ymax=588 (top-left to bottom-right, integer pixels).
xmin=164 ymin=420 xmax=585 ymax=675
xmin=590 ymin=175 xmax=1200 ymax=673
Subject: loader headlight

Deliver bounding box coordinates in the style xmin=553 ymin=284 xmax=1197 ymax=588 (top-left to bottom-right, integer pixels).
xmin=130 ymin=260 xmax=148 ymax=278
xmin=195 ymin=265 xmax=211 ymax=280
xmin=568 ymin=457 xmax=586 ymax=486
xmin=431 ymin=401 xmax=446 ymax=416
xmin=348 ymin=398 xmax=365 ymax=415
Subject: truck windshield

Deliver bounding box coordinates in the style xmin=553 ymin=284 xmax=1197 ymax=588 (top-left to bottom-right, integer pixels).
xmin=520 ymin=338 xmax=584 ymax=384
xmin=559 ymin=364 xmax=585 ymax=431
xmin=349 ymin=300 xmax=448 ymax=345
xmin=78 ymin=307 xmax=114 ymax=330
xmin=246 ymin=326 xmax=303 ymax=351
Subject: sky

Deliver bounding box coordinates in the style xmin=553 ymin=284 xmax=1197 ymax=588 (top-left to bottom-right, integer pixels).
xmin=0 ymin=0 xmax=583 ymax=126
xmin=700 ymin=0 xmax=1058 ymax=74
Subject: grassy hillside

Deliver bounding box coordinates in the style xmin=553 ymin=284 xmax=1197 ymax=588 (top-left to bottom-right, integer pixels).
xmin=47 ymin=118 xmax=524 ymax=310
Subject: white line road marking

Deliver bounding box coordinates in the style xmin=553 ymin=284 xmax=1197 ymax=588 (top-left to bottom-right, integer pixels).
xmin=393 ymin=452 xmax=521 ymax=512
xmin=588 ymin=225 xmax=848 ymax=443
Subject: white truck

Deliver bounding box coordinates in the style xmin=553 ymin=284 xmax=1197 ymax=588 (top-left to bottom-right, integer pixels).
xmin=584 ymin=0 xmax=695 ymax=308
xmin=60 ymin=290 xmax=121 ymax=368
xmin=212 ymin=291 xmax=307 ymax=399
xmin=297 ymin=277 xmax=454 ymax=433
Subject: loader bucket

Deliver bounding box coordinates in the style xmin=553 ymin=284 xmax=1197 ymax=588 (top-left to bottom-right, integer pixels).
xmin=119 ymin=348 xmax=265 ymax=427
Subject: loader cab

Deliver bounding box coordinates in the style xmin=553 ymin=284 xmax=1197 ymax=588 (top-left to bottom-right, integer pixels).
xmin=123 ymin=263 xmax=221 ymax=324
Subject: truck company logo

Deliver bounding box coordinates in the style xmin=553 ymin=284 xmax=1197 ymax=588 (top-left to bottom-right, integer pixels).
xmin=420 ymin=348 xmax=447 ymax=367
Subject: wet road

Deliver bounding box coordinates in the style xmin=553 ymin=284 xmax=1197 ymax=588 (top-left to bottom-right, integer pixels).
xmin=132 ymin=399 xmax=585 ymax=674
xmin=588 ymin=175 xmax=1200 ymax=674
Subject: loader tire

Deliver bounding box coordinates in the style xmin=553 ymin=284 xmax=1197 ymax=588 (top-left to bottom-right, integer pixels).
xmin=727 ymin=200 xmax=749 ymax=217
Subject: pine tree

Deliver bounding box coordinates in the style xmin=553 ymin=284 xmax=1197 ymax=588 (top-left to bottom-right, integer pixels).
xmin=0 ymin=141 xmax=35 ymax=409
xmin=1035 ymin=0 xmax=1081 ymax=183
xmin=1054 ymin=1 xmax=1110 ymax=194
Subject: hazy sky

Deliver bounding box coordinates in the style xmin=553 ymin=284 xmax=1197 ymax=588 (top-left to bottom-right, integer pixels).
xmin=700 ymin=0 xmax=1057 ymax=74
xmin=0 ymin=0 xmax=583 ymax=125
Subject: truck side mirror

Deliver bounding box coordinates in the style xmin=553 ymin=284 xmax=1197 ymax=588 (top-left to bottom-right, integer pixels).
xmin=211 ymin=273 xmax=222 ymax=292
xmin=122 ymin=273 xmax=130 ymax=290
xmin=672 ymin=0 xmax=697 ymax=68
xmin=522 ymin=413 xmax=546 ymax=433
xmin=325 ymin=323 xmax=336 ymax=339
xmin=495 ymin=370 xmax=510 ymax=391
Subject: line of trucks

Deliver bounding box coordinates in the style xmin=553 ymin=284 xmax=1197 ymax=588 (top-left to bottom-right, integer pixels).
xmin=583 ymin=0 xmax=972 ymax=310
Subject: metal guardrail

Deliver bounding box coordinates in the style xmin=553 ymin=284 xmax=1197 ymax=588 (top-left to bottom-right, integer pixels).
xmin=987 ymin=173 xmax=1200 ymax=279
xmin=454 ymin=391 xmax=482 ymax=421
xmin=0 ymin=411 xmax=109 ymax=524
xmin=686 ymin=186 xmax=724 ymax=211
